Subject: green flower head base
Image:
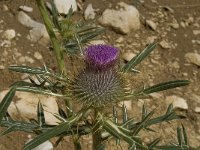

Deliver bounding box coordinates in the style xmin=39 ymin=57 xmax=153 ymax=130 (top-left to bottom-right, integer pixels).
xmin=85 ymin=44 xmax=119 ymax=70
xmin=71 ymin=44 xmax=124 ymax=108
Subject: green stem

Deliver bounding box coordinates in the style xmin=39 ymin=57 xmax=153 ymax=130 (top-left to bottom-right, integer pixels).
xmin=93 ymin=109 xmax=102 ymax=150
xmin=36 ymin=0 xmax=66 ymax=74
xmin=35 ymin=0 xmax=72 ymax=116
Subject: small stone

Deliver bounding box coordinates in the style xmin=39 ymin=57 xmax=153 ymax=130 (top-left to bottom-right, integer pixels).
xmin=3 ymin=29 xmax=16 ymax=40
xmin=89 ymin=40 xmax=106 ymax=45
xmin=194 ymin=107 xmax=200 ymax=113
xmin=166 ymin=95 xmax=188 ymax=110
xmin=146 ymin=20 xmax=157 ymax=31
xmin=159 ymin=40 xmax=171 ymax=49
xmin=0 ymin=90 xmax=60 ymax=125
xmin=34 ymin=52 xmax=43 ymax=60
xmin=116 ymin=37 xmax=124 ymax=43
xmin=54 ymin=0 xmax=77 ymax=14
xmin=84 ymin=4 xmax=96 ymax=20
xmin=180 ymin=21 xmax=186 ymax=28
xmin=193 ymin=30 xmax=200 ymax=35
xmin=19 ymin=5 xmax=33 ymax=12
xmin=146 ymin=36 xmax=157 ymax=44
xmin=185 ymin=53 xmax=200 ymax=66
xmin=123 ymin=52 xmax=136 ymax=62
xmin=98 ymin=2 xmax=140 ymax=34
xmin=0 ymin=65 xmax=5 ymax=70
xmin=2 ymin=4 xmax=8 ymax=11
xmin=170 ymin=22 xmax=179 ymax=29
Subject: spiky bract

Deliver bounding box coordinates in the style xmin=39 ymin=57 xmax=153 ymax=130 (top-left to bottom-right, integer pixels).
xmin=71 ymin=69 xmax=124 ymax=107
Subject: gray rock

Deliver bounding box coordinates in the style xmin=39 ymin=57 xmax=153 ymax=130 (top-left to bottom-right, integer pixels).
xmin=19 ymin=5 xmax=33 ymax=12
xmin=193 ymin=30 xmax=200 ymax=35
xmin=18 ymin=11 xmax=50 ymax=44
xmin=146 ymin=20 xmax=157 ymax=31
xmin=3 ymin=29 xmax=16 ymax=40
xmin=0 ymin=90 xmax=60 ymax=125
xmin=34 ymin=52 xmax=43 ymax=60
xmin=185 ymin=52 xmax=200 ymax=66
xmin=84 ymin=4 xmax=96 ymax=20
xmin=123 ymin=52 xmax=136 ymax=62
xmin=54 ymin=0 xmax=77 ymax=14
xmin=166 ymin=95 xmax=188 ymax=110
xmin=98 ymin=2 xmax=140 ymax=34
xmin=194 ymin=107 xmax=200 ymax=113
xmin=159 ymin=40 xmax=171 ymax=49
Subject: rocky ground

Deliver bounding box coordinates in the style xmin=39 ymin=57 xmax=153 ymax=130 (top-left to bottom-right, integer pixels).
xmin=0 ymin=0 xmax=200 ymax=149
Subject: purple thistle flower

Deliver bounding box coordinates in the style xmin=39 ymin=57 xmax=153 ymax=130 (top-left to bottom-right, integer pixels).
xmin=85 ymin=44 xmax=119 ymax=70
xmin=70 ymin=44 xmax=124 ymax=108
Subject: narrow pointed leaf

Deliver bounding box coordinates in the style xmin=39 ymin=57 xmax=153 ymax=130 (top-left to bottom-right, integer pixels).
xmin=37 ymin=102 xmax=45 ymax=126
xmin=177 ymin=127 xmax=183 ymax=146
xmin=122 ymin=43 xmax=156 ymax=72
xmin=143 ymin=80 xmax=189 ymax=94
xmin=24 ymin=113 xmax=83 ymax=150
xmin=0 ymin=88 xmax=16 ymax=122
xmin=148 ymin=138 xmax=160 ymax=149
xmin=9 ymin=66 xmax=47 ymax=74
xmin=182 ymin=125 xmax=188 ymax=145
xmin=16 ymin=86 xmax=63 ymax=97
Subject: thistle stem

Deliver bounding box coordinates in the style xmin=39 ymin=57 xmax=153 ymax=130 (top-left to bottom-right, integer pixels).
xmin=35 ymin=0 xmax=72 ymax=116
xmin=93 ymin=109 xmax=102 ymax=150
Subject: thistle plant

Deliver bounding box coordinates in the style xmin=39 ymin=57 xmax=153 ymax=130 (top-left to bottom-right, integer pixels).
xmin=0 ymin=0 xmax=196 ymax=150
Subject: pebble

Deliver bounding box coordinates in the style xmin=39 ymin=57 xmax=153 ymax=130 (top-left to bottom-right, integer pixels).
xmin=159 ymin=40 xmax=171 ymax=49
xmin=19 ymin=5 xmax=33 ymax=12
xmin=146 ymin=20 xmax=157 ymax=31
xmin=98 ymin=2 xmax=140 ymax=34
xmin=0 ymin=65 xmax=5 ymax=70
xmin=0 ymin=90 xmax=60 ymax=125
xmin=170 ymin=22 xmax=179 ymax=29
xmin=2 ymin=4 xmax=8 ymax=11
xmin=84 ymin=4 xmax=96 ymax=20
xmin=194 ymin=107 xmax=200 ymax=113
xmin=193 ymin=30 xmax=200 ymax=35
xmin=3 ymin=29 xmax=16 ymax=40
xmin=166 ymin=95 xmax=188 ymax=110
xmin=54 ymin=0 xmax=77 ymax=14
xmin=185 ymin=52 xmax=200 ymax=66
xmin=34 ymin=52 xmax=43 ymax=60
xmin=122 ymin=52 xmax=136 ymax=62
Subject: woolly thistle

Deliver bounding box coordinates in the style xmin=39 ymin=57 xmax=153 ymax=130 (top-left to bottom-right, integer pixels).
xmin=71 ymin=44 xmax=125 ymax=107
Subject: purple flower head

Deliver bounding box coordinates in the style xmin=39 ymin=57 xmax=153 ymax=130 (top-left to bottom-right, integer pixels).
xmin=85 ymin=44 xmax=119 ymax=70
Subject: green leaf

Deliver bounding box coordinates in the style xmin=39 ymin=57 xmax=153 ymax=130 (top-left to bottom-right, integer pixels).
xmin=182 ymin=125 xmax=188 ymax=145
xmin=143 ymin=80 xmax=190 ymax=94
xmin=9 ymin=66 xmax=47 ymax=74
xmin=15 ymin=86 xmax=63 ymax=97
xmin=148 ymin=138 xmax=160 ymax=149
xmin=0 ymin=88 xmax=16 ymax=122
xmin=24 ymin=113 xmax=83 ymax=150
xmin=37 ymin=101 xmax=45 ymax=127
xmin=122 ymin=43 xmax=156 ymax=73
xmin=177 ymin=127 xmax=183 ymax=146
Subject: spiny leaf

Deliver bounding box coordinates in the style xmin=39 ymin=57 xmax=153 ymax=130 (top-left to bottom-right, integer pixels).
xmin=0 ymin=88 xmax=16 ymax=122
xmin=24 ymin=113 xmax=83 ymax=150
xmin=182 ymin=124 xmax=188 ymax=145
xmin=9 ymin=66 xmax=47 ymax=74
xmin=122 ymin=43 xmax=156 ymax=73
xmin=143 ymin=80 xmax=190 ymax=94
xmin=37 ymin=101 xmax=45 ymax=127
xmin=148 ymin=138 xmax=160 ymax=149
xmin=15 ymin=86 xmax=63 ymax=97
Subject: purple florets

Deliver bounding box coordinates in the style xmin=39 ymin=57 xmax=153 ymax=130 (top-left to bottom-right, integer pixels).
xmin=85 ymin=44 xmax=119 ymax=70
